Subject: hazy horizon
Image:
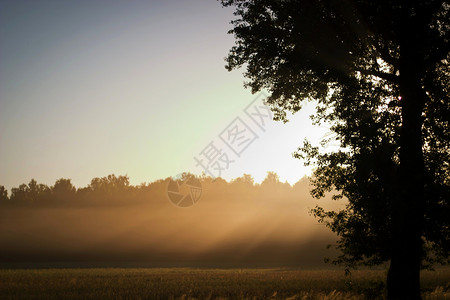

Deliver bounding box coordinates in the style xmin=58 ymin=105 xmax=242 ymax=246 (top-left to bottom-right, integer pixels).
xmin=0 ymin=174 xmax=342 ymax=268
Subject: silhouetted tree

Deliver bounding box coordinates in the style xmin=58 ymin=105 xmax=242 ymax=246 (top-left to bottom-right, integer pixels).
xmin=259 ymin=172 xmax=291 ymax=201
xmin=241 ymin=174 xmax=255 ymax=185
xmin=231 ymin=173 xmax=255 ymax=188
xmin=10 ymin=184 xmax=29 ymax=204
xmin=10 ymin=179 xmax=50 ymax=205
xmin=222 ymin=0 xmax=449 ymax=298
xmin=51 ymin=178 xmax=76 ymax=203
xmin=261 ymin=171 xmax=281 ymax=186
xmin=85 ymin=174 xmax=132 ymax=204
xmin=89 ymin=174 xmax=130 ymax=194
xmin=229 ymin=174 xmax=256 ymax=193
xmin=0 ymin=185 xmax=8 ymax=204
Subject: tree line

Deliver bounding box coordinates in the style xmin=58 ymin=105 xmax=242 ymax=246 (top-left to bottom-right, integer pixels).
xmin=0 ymin=172 xmax=306 ymax=207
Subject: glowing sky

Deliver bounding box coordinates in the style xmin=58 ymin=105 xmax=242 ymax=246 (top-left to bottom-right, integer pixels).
xmin=0 ymin=0 xmax=329 ymax=190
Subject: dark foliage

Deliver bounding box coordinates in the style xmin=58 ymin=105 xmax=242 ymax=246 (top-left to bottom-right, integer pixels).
xmin=221 ymin=0 xmax=448 ymax=298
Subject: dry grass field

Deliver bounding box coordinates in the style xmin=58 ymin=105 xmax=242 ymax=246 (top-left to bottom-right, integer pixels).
xmin=0 ymin=268 xmax=449 ymax=299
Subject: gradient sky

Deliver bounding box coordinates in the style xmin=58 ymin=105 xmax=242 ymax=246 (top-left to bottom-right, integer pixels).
xmin=0 ymin=0 xmax=330 ymax=190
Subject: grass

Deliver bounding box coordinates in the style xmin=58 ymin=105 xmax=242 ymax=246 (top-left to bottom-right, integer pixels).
xmin=0 ymin=268 xmax=449 ymax=299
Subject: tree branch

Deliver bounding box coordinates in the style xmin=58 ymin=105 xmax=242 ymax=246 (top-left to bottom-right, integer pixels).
xmin=356 ymin=68 xmax=400 ymax=84
xmin=373 ymin=42 xmax=399 ymax=69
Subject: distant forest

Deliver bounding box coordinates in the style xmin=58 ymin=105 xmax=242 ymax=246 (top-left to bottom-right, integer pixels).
xmin=0 ymin=172 xmax=309 ymax=207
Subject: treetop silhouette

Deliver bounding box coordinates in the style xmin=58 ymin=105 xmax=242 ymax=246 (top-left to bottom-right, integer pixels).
xmin=221 ymin=0 xmax=449 ymax=298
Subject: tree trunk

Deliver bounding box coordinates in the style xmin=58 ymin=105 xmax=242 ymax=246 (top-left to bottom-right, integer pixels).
xmin=387 ymin=21 xmax=426 ymax=299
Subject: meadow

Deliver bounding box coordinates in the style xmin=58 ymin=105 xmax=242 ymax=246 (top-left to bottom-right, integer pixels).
xmin=0 ymin=268 xmax=449 ymax=300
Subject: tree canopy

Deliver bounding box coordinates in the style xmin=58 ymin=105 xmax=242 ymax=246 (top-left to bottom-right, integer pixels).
xmin=222 ymin=0 xmax=448 ymax=298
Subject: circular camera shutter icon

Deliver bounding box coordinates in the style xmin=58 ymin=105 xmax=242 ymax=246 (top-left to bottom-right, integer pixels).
xmin=167 ymin=175 xmax=202 ymax=207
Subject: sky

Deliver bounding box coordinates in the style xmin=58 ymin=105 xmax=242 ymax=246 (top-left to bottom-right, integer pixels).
xmin=0 ymin=0 xmax=330 ymax=190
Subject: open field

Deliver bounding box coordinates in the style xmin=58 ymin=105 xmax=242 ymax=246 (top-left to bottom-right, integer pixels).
xmin=0 ymin=268 xmax=449 ymax=300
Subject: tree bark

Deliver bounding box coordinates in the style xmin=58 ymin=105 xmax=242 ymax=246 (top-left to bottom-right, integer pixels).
xmin=387 ymin=18 xmax=426 ymax=299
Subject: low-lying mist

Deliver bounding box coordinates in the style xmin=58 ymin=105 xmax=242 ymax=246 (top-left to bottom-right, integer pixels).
xmin=0 ymin=173 xmax=343 ymax=267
